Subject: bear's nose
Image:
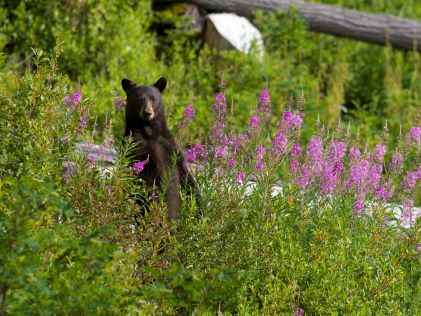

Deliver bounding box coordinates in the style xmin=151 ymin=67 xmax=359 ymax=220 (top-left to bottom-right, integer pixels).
xmin=144 ymin=111 xmax=152 ymax=119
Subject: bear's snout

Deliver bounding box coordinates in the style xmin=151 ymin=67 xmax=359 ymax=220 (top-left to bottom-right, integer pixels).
xmin=140 ymin=98 xmax=155 ymax=121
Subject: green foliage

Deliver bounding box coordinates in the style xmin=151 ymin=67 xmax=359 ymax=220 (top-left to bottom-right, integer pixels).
xmin=0 ymin=176 xmax=135 ymax=315
xmin=0 ymin=0 xmax=420 ymax=314
xmin=0 ymin=48 xmax=141 ymax=315
xmin=1 ymin=0 xmax=154 ymax=79
xmin=133 ymin=178 xmax=419 ymax=314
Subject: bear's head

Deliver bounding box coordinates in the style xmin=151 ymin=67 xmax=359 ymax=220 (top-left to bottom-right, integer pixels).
xmin=122 ymin=77 xmax=167 ymax=123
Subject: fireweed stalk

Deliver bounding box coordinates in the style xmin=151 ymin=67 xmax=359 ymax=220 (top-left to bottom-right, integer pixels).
xmin=63 ymin=88 xmax=92 ymax=137
xmin=182 ymin=84 xmax=420 ymax=225
xmin=177 ymin=104 xmax=196 ymax=149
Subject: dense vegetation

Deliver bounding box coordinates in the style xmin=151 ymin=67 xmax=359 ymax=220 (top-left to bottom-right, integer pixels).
xmin=0 ymin=0 xmax=420 ymax=314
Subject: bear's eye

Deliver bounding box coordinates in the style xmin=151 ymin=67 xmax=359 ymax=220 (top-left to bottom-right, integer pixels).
xmin=149 ymin=96 xmax=155 ymax=102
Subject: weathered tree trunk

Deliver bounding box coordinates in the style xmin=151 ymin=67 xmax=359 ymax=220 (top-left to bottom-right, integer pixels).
xmin=158 ymin=0 xmax=421 ymax=51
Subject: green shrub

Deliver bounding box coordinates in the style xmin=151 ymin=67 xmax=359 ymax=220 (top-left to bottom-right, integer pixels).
xmin=1 ymin=1 xmax=420 ymax=314
xmin=0 ymin=49 xmax=144 ymax=315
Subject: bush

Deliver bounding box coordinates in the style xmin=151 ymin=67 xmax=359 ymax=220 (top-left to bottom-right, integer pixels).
xmin=131 ymin=83 xmax=420 ymax=314
xmin=0 ymin=49 xmax=142 ymax=315
xmin=1 ymin=1 xmax=420 ymax=314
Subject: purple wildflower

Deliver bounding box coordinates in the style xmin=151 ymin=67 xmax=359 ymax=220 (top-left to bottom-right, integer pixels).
xmin=63 ymin=95 xmax=72 ymax=106
xmin=255 ymin=145 xmax=266 ymax=161
xmin=236 ymin=171 xmax=246 ymax=184
xmin=296 ymin=165 xmax=311 ymax=190
xmin=322 ymin=149 xmax=344 ymax=194
xmin=64 ymin=91 xmax=82 ymax=107
xmin=407 ymin=126 xmax=421 ymax=144
xmin=390 ymin=152 xmax=403 ymax=173
xmin=283 ymin=111 xmax=303 ymax=130
xmin=322 ymin=170 xmax=336 ymax=194
xmin=185 ymin=143 xmax=208 ymax=163
xmin=229 ymin=158 xmax=237 ymax=168
xmin=210 ymin=121 xmax=226 ymax=145
xmin=183 ymin=105 xmax=196 ymax=124
xmin=289 ymin=160 xmax=301 ymax=176
xmin=349 ymin=159 xmax=369 ymax=185
xmin=354 ymin=200 xmax=364 ymax=213
xmin=367 ymin=163 xmax=383 ymax=189
xmin=333 ymin=161 xmax=344 ymax=174
xmin=329 ymin=140 xmax=347 ymax=161
xmin=132 ymin=158 xmax=149 ymax=175
xmin=213 ymin=92 xmax=227 ymax=118
xmin=257 ymin=88 xmax=271 ymax=113
xmin=402 ymin=168 xmax=420 ymax=192
xmin=322 ymin=162 xmax=343 ymax=194
xmin=248 ymin=115 xmax=260 ymax=134
xmin=272 ymin=132 xmax=288 ymax=155
xmin=307 ymin=137 xmax=324 ymax=174
xmin=241 ymin=133 xmax=250 ymax=142
xmin=293 ymin=307 xmax=304 ymax=316
xmin=185 ymin=150 xmax=196 ymax=163
xmin=283 ymin=111 xmax=294 ymax=123
xmin=215 ymin=145 xmax=228 ymax=158
xmin=114 ymin=97 xmax=126 ymax=113
xmin=87 ymin=153 xmax=96 ymax=166
xmin=290 ymin=143 xmax=302 ymax=157
xmin=349 ymin=147 xmax=361 ymax=161
xmin=254 ymin=144 xmax=266 ymax=170
xmin=371 ymin=144 xmax=386 ymax=163
xmin=72 ymin=91 xmax=82 ymax=105
xmin=229 ymin=133 xmax=249 ymax=155
xmin=78 ymin=115 xmax=89 ymax=130
xmin=255 ymin=161 xmax=265 ymax=171
xmin=374 ymin=185 xmax=393 ymax=201
xmin=307 ymin=137 xmax=323 ymax=161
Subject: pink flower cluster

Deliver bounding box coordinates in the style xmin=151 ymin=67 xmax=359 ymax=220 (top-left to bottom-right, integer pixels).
xmin=255 ymin=145 xmax=266 ymax=171
xmin=293 ymin=307 xmax=304 ymax=316
xmin=257 ymin=88 xmax=271 ymax=113
xmin=248 ymin=115 xmax=260 ymax=134
xmin=177 ymin=84 xmax=420 ymax=220
xmin=283 ymin=111 xmax=303 ymax=131
xmin=114 ymin=97 xmax=126 ymax=113
xmin=132 ymin=157 xmax=149 ymax=175
xmin=183 ymin=105 xmax=196 ymax=124
xmin=213 ymin=92 xmax=227 ymax=118
xmin=291 ymin=137 xmax=404 ymax=212
xmin=236 ymin=171 xmax=246 ymax=184
xmin=407 ymin=126 xmax=421 ymax=145
xmin=63 ymin=91 xmax=82 ymax=107
xmin=402 ymin=165 xmax=421 ymax=192
xmin=186 ymin=144 xmax=208 ymax=163
xmin=272 ymin=132 xmax=288 ymax=155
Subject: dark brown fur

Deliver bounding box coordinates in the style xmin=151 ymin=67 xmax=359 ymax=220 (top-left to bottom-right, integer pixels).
xmin=122 ymin=77 xmax=197 ymax=220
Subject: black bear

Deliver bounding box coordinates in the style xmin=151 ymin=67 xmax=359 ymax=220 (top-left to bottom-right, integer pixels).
xmin=122 ymin=77 xmax=197 ymax=220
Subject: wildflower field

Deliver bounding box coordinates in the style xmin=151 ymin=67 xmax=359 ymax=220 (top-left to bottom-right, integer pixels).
xmin=0 ymin=0 xmax=420 ymax=314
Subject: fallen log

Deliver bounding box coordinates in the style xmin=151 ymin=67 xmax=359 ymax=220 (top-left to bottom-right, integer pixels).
xmin=158 ymin=0 xmax=421 ymax=51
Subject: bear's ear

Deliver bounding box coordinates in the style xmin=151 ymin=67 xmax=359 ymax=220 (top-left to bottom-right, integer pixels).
xmin=153 ymin=77 xmax=167 ymax=93
xmin=121 ymin=78 xmax=136 ymax=93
